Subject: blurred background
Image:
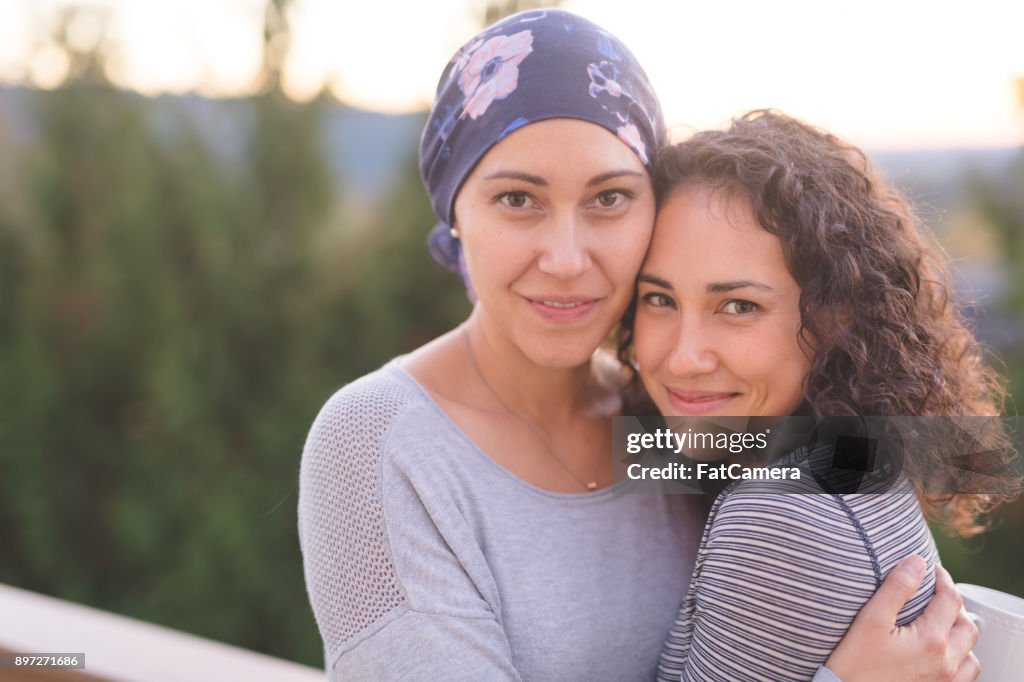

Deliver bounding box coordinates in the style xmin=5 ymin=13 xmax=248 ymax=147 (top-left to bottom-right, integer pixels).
xmin=0 ymin=0 xmax=1021 ymax=671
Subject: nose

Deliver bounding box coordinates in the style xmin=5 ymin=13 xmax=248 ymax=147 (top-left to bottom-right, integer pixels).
xmin=665 ymin=315 xmax=719 ymax=378
xmin=536 ymin=210 xmax=591 ymax=280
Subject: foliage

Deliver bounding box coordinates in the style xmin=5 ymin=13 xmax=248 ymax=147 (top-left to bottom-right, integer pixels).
xmin=943 ymin=99 xmax=1024 ymax=598
xmin=0 ymin=1 xmax=466 ymax=667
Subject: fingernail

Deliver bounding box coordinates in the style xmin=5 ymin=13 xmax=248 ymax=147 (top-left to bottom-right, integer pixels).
xmin=900 ymin=555 xmax=925 ymax=576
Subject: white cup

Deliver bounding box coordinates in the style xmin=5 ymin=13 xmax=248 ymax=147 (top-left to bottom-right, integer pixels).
xmin=956 ymin=583 xmax=1024 ymax=681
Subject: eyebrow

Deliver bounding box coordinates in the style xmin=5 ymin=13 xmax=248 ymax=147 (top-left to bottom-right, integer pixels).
xmin=480 ymin=169 xmax=644 ymax=187
xmin=586 ymin=170 xmax=645 ymax=186
xmin=707 ymin=280 xmax=774 ymax=293
xmin=637 ymin=274 xmax=775 ymax=294
xmin=638 ymin=273 xmax=673 ymax=289
xmin=482 ymin=171 xmax=547 ymax=185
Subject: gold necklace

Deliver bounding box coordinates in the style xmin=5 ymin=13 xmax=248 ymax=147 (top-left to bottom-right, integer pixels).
xmin=462 ymin=330 xmax=600 ymax=491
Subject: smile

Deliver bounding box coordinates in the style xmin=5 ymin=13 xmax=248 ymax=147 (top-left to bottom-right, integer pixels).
xmin=664 ymin=388 xmax=740 ymax=416
xmin=542 ymin=300 xmax=585 ymax=308
xmin=524 ymin=296 xmax=601 ymax=323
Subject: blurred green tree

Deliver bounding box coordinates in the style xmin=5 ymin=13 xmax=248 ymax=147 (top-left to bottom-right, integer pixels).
xmin=937 ymin=74 xmax=1024 ymax=598
xmin=0 ymin=0 xmax=334 ymax=666
xmin=969 ymin=76 xmax=1024 ymax=401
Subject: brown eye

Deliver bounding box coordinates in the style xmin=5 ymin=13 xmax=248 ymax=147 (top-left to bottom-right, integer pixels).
xmin=722 ymin=300 xmax=761 ymax=315
xmin=596 ymin=190 xmax=624 ymax=208
xmin=641 ymin=292 xmax=675 ymax=309
xmin=498 ymin=192 xmax=530 ymax=209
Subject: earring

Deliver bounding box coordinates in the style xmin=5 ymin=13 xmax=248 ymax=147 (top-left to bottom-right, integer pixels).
xmin=449 ymin=227 xmax=460 ymax=239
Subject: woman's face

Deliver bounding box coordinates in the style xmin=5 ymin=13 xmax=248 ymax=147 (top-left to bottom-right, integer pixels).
xmin=635 ymin=184 xmax=810 ymax=417
xmin=454 ymin=119 xmax=655 ymax=367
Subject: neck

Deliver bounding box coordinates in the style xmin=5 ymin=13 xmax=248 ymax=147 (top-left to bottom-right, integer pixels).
xmin=462 ymin=307 xmax=595 ymax=425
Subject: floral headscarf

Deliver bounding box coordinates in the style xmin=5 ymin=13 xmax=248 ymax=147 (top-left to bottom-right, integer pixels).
xmin=420 ymin=9 xmax=665 ymax=288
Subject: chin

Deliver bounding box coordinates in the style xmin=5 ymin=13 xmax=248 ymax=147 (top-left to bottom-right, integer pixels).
xmin=521 ymin=332 xmax=604 ymax=369
xmin=527 ymin=346 xmax=596 ymax=370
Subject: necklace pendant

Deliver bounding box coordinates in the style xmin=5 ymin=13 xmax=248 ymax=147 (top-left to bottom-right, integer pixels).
xmin=586 ymin=481 xmax=598 ymax=491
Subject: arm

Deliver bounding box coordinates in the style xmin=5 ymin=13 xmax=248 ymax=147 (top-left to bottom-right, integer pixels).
xmin=677 ymin=493 xmax=878 ymax=681
xmin=297 ymin=383 xmax=522 ymax=681
xmin=330 ymin=610 xmax=520 ymax=680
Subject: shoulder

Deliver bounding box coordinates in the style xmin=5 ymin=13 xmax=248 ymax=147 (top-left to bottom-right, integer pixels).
xmin=710 ymin=486 xmax=854 ymax=539
xmin=704 ymin=488 xmax=880 ymax=584
xmin=300 ymin=362 xmax=431 ymax=471
xmin=298 ymin=363 xmax=436 ymax=553
xmin=706 ymin=443 xmax=920 ymax=547
xmin=308 ymin=362 xmax=429 ymax=433
xmin=703 ymin=483 xmax=934 ymax=593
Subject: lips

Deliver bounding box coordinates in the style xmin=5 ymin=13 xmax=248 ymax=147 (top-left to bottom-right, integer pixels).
xmin=539 ymin=300 xmax=588 ymax=309
xmin=664 ymin=387 xmax=740 ymax=416
xmin=523 ymin=295 xmax=601 ymax=323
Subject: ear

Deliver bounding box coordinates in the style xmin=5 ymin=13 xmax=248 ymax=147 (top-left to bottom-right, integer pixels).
xmin=833 ymin=303 xmax=855 ymax=332
xmin=800 ymin=303 xmax=852 ymax=356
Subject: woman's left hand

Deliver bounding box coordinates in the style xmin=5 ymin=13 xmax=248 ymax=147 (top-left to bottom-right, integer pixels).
xmin=825 ymin=555 xmax=980 ymax=682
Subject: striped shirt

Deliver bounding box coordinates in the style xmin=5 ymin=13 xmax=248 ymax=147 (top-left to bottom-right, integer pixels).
xmin=657 ymin=444 xmax=939 ymax=681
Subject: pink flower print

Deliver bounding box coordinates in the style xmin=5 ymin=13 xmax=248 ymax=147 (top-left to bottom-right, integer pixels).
xmin=617 ymin=123 xmax=648 ymax=165
xmin=457 ymin=30 xmax=534 ymax=120
xmin=452 ymin=38 xmax=484 ymax=72
xmin=587 ymin=61 xmax=622 ymax=98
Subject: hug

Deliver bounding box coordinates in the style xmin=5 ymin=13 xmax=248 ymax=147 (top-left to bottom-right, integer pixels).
xmin=299 ymin=9 xmax=1019 ymax=681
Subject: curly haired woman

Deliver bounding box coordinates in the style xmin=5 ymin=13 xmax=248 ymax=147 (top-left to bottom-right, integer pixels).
xmin=630 ymin=110 xmax=1021 ymax=681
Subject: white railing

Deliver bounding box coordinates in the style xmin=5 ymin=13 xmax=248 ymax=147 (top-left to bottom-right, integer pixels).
xmin=0 ymin=583 xmax=325 ymax=681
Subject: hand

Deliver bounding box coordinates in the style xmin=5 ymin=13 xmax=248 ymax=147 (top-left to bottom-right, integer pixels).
xmin=825 ymin=555 xmax=980 ymax=682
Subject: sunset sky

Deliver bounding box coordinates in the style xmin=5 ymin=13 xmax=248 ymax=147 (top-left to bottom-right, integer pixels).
xmin=1 ymin=0 xmax=1022 ymax=149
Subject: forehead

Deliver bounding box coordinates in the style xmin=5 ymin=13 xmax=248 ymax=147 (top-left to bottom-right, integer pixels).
xmin=467 ymin=118 xmax=645 ymax=180
xmin=647 ymin=185 xmax=790 ymax=278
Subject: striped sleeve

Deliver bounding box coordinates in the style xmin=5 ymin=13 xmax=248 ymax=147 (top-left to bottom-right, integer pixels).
xmin=658 ymin=489 xmax=936 ymax=681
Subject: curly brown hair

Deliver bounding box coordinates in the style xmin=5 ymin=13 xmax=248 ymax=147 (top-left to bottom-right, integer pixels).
xmin=618 ymin=109 xmax=1020 ymax=535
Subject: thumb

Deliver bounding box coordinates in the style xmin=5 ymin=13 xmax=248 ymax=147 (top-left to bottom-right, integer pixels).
xmin=855 ymin=555 xmax=926 ymax=627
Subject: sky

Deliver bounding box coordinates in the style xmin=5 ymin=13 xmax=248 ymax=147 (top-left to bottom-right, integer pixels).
xmin=1 ymin=0 xmax=1023 ymax=149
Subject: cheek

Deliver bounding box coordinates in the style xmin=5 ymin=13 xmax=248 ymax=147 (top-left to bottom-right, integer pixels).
xmin=597 ymin=203 xmax=655 ymax=280
xmin=618 ymin=212 xmax=656 ymax=269
xmin=462 ymin=229 xmax=534 ymax=286
xmin=633 ymin=309 xmax=672 ymax=373
xmin=772 ymin=319 xmax=811 ymax=380
xmin=749 ymin=326 xmax=810 ymax=407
